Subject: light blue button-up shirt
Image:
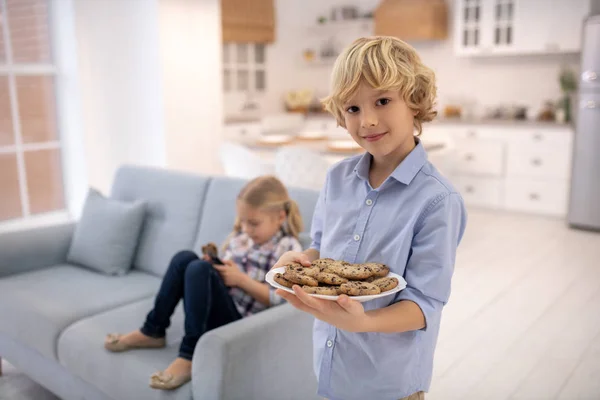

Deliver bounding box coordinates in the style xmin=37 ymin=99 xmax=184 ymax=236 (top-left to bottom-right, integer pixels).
xmin=309 ymin=140 xmax=467 ymax=400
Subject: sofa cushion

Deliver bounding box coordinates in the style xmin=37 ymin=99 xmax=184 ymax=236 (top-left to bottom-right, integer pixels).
xmin=193 ymin=176 xmax=320 ymax=252
xmin=58 ymin=298 xmax=192 ymax=400
xmin=67 ymin=188 xmax=146 ymax=275
xmin=0 ymin=264 xmax=161 ymax=360
xmin=111 ymin=166 xmax=211 ymax=276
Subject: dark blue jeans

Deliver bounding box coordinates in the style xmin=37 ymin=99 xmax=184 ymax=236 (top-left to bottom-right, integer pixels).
xmin=141 ymin=251 xmax=243 ymax=360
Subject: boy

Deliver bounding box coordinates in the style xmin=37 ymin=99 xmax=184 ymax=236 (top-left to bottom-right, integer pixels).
xmin=274 ymin=36 xmax=467 ymax=400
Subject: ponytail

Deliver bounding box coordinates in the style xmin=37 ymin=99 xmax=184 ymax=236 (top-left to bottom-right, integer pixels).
xmin=283 ymin=199 xmax=303 ymax=239
xmin=221 ymin=217 xmax=242 ymax=253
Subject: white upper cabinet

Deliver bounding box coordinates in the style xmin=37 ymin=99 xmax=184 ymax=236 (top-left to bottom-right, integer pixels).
xmin=454 ymin=0 xmax=590 ymax=56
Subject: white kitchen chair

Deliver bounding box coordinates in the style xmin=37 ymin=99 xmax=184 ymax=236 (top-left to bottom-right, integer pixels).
xmin=274 ymin=147 xmax=330 ymax=190
xmin=219 ymin=141 xmax=275 ymax=179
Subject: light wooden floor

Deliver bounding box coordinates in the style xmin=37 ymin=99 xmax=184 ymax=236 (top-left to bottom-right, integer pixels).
xmin=429 ymin=209 xmax=600 ymax=400
xmin=1 ymin=209 xmax=599 ymax=400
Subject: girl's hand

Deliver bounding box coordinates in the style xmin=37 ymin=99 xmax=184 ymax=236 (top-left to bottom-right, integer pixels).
xmin=276 ymin=286 xmax=372 ymax=332
xmin=213 ymin=260 xmax=248 ymax=287
xmin=272 ymin=251 xmax=312 ymax=270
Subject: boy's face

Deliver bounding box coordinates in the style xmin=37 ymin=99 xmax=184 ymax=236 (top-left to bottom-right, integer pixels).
xmin=341 ymin=81 xmax=416 ymax=160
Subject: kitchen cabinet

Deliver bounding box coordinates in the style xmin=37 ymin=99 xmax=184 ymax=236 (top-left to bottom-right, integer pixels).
xmin=504 ymin=179 xmax=569 ymax=216
xmin=221 ymin=0 xmax=275 ymax=43
xmin=427 ymin=122 xmax=573 ymax=217
xmin=452 ymin=176 xmax=504 ymax=209
xmin=453 ymin=140 xmax=505 ymax=177
xmin=454 ymin=0 xmax=590 ymax=56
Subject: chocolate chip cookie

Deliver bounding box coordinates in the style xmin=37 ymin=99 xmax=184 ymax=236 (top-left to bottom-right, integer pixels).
xmin=362 ymin=262 xmax=390 ymax=278
xmin=370 ymin=277 xmax=399 ymax=292
xmin=327 ymin=264 xmax=374 ymax=280
xmin=282 ymin=270 xmax=318 ymax=287
xmin=273 ymin=273 xmax=294 ymax=288
xmin=311 ymin=258 xmax=335 ymax=270
xmin=301 ymin=286 xmax=340 ymax=296
xmin=201 ymin=242 xmax=219 ymax=258
xmin=285 ymin=262 xmax=319 ymax=277
xmin=314 ymin=271 xmax=348 ymax=285
xmin=338 ymin=281 xmax=381 ymax=296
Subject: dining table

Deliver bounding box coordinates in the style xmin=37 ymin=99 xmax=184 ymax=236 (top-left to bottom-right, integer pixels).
xmin=234 ymin=133 xmax=447 ymax=165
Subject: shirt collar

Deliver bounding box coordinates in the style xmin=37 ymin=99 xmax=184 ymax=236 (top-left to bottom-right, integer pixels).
xmin=354 ymin=138 xmax=427 ymax=186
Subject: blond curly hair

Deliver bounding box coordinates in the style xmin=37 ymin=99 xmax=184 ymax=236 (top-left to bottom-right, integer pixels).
xmin=322 ymin=36 xmax=437 ymax=136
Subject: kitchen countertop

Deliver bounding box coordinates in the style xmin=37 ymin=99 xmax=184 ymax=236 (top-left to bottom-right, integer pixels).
xmin=235 ymin=136 xmax=446 ymax=156
xmin=431 ymin=117 xmax=573 ymax=129
xmin=225 ymin=114 xmax=572 ymax=129
xmin=224 ymin=116 xmax=263 ymax=124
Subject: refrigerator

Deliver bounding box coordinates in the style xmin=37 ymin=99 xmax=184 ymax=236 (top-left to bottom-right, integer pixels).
xmin=568 ymin=14 xmax=600 ymax=231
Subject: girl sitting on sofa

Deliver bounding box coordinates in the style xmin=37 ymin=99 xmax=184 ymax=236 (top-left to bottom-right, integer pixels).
xmin=104 ymin=176 xmax=303 ymax=390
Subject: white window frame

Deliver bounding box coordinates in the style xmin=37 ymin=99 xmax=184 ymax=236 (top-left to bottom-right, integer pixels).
xmin=222 ymin=42 xmax=267 ymax=94
xmin=0 ymin=0 xmax=63 ymax=223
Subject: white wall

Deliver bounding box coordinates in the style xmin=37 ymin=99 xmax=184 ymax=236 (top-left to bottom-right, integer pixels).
xmin=72 ymin=0 xmax=167 ymax=195
xmin=259 ymin=0 xmax=581 ymax=119
xmin=63 ymin=0 xmax=222 ymax=215
xmin=51 ymin=0 xmax=87 ymax=217
xmin=158 ymin=0 xmax=224 ymax=175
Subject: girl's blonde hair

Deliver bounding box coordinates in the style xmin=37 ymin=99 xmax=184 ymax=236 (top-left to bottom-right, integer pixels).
xmin=322 ymin=36 xmax=437 ymax=136
xmin=223 ymin=176 xmax=303 ymax=250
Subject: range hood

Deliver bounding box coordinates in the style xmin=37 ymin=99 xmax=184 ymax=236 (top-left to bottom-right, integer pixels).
xmin=374 ymin=0 xmax=448 ymax=41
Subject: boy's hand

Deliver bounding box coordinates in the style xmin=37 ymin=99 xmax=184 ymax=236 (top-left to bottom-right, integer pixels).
xmin=276 ymin=286 xmax=373 ymax=332
xmin=272 ymin=251 xmax=312 ymax=270
xmin=213 ymin=260 xmax=248 ymax=287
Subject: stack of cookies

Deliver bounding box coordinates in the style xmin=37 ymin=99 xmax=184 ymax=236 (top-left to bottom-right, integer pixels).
xmin=273 ymin=258 xmax=399 ymax=296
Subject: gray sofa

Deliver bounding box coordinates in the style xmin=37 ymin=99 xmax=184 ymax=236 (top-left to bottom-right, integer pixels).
xmin=0 ymin=166 xmax=321 ymax=400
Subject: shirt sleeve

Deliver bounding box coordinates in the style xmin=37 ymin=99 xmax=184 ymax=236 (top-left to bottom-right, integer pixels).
xmin=394 ymin=192 xmax=467 ymax=331
xmin=268 ymin=236 xmax=303 ymax=306
xmin=309 ymin=171 xmax=329 ymax=252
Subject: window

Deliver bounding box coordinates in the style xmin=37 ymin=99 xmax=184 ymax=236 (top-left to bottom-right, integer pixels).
xmin=0 ymin=0 xmax=64 ymax=222
xmin=222 ymin=43 xmax=267 ymax=93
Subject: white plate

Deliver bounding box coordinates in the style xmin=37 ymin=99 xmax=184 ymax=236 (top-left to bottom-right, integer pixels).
xmin=266 ymin=267 xmax=407 ymax=303
xmin=257 ymin=134 xmax=293 ymax=145
xmin=297 ymin=131 xmax=326 ymax=140
xmin=327 ymin=139 xmax=361 ymax=150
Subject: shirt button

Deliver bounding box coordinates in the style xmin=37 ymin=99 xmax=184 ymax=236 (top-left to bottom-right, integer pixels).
xmin=353 ymin=234 xmax=360 ymax=241
xmin=326 ymin=340 xmax=333 ymax=348
xmin=366 ymin=199 xmax=373 ymax=206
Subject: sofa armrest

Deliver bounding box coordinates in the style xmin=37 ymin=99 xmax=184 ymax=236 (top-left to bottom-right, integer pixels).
xmin=0 ymin=222 xmax=75 ymax=278
xmin=192 ymin=304 xmax=320 ymax=400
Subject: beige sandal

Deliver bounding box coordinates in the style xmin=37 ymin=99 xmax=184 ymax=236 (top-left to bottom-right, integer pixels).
xmin=104 ymin=333 xmax=166 ymax=352
xmin=149 ymin=371 xmax=191 ymax=390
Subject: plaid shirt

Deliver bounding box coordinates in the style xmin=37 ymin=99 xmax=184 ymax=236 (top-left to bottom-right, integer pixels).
xmin=223 ymin=230 xmax=302 ymax=317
